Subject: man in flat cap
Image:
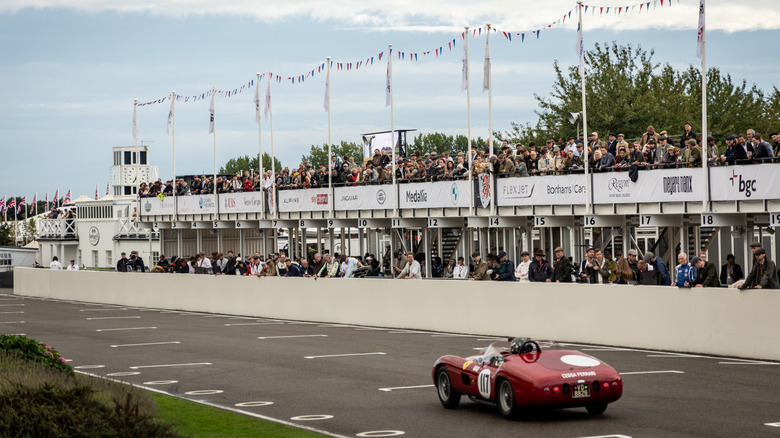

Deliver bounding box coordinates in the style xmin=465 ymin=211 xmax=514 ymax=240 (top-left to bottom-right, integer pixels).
xmin=553 ymin=247 xmax=573 ymax=283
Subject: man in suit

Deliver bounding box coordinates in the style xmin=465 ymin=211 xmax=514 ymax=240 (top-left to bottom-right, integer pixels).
xmin=720 ymin=254 xmax=743 ymax=286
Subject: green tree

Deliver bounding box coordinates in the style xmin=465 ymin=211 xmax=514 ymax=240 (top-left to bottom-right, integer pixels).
xmin=301 ymin=141 xmax=363 ymax=169
xmin=22 ymin=218 xmax=37 ymax=245
xmin=408 ymin=132 xmax=488 ymax=156
xmin=0 ymin=223 xmax=12 ymax=246
xmin=220 ymin=153 xmax=281 ymax=175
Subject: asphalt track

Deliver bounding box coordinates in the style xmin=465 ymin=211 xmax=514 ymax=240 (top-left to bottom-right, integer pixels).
xmin=2 ymin=289 xmax=780 ymax=438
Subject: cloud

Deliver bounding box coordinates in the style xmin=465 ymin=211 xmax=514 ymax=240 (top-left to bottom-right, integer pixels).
xmin=4 ymin=1 xmax=780 ymax=33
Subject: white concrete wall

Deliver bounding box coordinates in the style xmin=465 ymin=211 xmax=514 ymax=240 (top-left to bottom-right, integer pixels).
xmin=13 ymin=267 xmax=780 ymax=361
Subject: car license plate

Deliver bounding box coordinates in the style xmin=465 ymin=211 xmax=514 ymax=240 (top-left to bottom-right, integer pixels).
xmin=572 ymin=383 xmax=590 ymax=398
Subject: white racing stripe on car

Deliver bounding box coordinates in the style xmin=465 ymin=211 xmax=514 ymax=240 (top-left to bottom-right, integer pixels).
xmin=378 ymin=384 xmax=434 ymax=392
xmin=620 ymin=370 xmax=684 ymax=375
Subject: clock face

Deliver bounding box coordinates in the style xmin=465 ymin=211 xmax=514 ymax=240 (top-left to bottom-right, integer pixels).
xmin=138 ymin=166 xmax=151 ymax=184
xmin=110 ymin=166 xmax=120 ymax=185
xmin=123 ymin=166 xmax=137 ymax=184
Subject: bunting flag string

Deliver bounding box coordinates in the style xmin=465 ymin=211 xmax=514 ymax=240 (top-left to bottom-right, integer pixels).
xmin=135 ymin=0 xmax=682 ymax=107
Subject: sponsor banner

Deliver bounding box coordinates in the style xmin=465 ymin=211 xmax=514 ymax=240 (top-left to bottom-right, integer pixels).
xmin=592 ymin=168 xmax=700 ymax=204
xmin=334 ymin=185 xmax=392 ymax=210
xmin=139 ymin=197 xmax=174 ymax=216
xmin=266 ymin=188 xmax=276 ymax=215
xmin=399 ymin=180 xmax=471 ymax=209
xmin=497 ymin=174 xmax=587 ymax=206
xmin=710 ymin=164 xmax=780 ymax=201
xmin=177 ymin=194 xmax=216 ymax=214
xmin=219 ymin=191 xmax=264 ymax=214
xmin=277 ymin=188 xmax=329 ymax=212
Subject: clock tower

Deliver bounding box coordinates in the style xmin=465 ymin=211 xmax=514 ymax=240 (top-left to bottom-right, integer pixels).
xmin=110 ymin=145 xmax=158 ymax=196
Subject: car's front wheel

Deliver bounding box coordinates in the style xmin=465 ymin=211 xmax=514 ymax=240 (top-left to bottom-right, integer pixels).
xmin=586 ymin=402 xmax=608 ymax=415
xmin=497 ymin=378 xmax=521 ymax=420
xmin=436 ymin=367 xmax=461 ymax=409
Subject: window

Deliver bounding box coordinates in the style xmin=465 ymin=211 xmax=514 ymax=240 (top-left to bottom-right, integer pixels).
xmin=132 ymin=152 xmax=137 ymax=164
xmin=106 ymin=250 xmax=112 ymax=266
xmin=92 ymin=250 xmax=98 ymax=268
xmin=113 ymin=151 xmax=121 ymax=165
xmin=0 ymin=253 xmax=11 ymax=266
xmin=151 ymin=251 xmax=160 ymax=265
xmin=124 ymin=151 xmax=131 ymax=165
xmin=124 ymin=186 xmax=132 ymax=195
xmin=139 ymin=151 xmax=147 ymax=165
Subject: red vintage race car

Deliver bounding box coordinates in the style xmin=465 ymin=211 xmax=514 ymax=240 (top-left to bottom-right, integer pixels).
xmin=432 ymin=337 xmax=622 ymax=419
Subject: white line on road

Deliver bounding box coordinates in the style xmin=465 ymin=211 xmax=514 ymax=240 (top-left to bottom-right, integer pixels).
xmin=95 ymin=327 xmax=157 ymax=332
xmin=0 ymin=304 xmax=25 ymax=307
xmin=86 ymin=316 xmax=141 ymax=320
xmin=224 ymin=322 xmax=285 ymax=326
xmin=378 ymin=384 xmax=434 ymax=392
xmin=581 ymin=348 xmax=635 ymax=352
xmin=80 ymin=308 xmax=127 ymax=312
xmin=1 ymin=321 xmax=25 ymax=324
xmin=431 ymin=334 xmax=477 ymax=338
xmin=719 ymin=361 xmax=780 ymax=365
xmin=0 ymin=311 xmax=24 ymax=314
xmin=111 ymin=341 xmax=181 ymax=348
xmin=304 ymin=352 xmax=386 ymax=359
xmin=646 ymin=353 xmax=703 ymax=358
xmin=129 ymin=362 xmax=212 ymax=370
xmin=258 ymin=335 xmax=328 ymax=340
xmin=620 ymin=370 xmax=684 ymax=375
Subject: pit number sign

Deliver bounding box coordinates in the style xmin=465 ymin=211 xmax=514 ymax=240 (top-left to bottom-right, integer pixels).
xmin=772 ymin=213 xmax=780 ymax=228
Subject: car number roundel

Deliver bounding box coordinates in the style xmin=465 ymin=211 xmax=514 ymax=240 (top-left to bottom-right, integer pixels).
xmin=478 ymin=369 xmax=491 ymax=399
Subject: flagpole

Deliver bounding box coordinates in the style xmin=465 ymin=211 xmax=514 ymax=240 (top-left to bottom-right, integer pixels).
xmin=465 ymin=26 xmax=473 ymax=217
xmin=699 ymin=0 xmax=710 ymax=213
xmin=256 ymin=73 xmax=264 ymax=215
xmin=486 ymin=24 xmax=495 ymax=216
xmin=578 ymin=2 xmax=591 ymax=215
xmin=211 ymin=88 xmax=217 ymax=218
xmin=389 ymin=44 xmax=397 ymax=218
xmin=269 ymin=77 xmax=277 ymax=219
xmin=170 ymin=92 xmax=177 ymax=222
xmin=326 ymin=57 xmax=333 ymax=219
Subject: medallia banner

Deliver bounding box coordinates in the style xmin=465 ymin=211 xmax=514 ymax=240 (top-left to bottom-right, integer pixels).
xmin=177 ymin=194 xmax=216 ymax=214
xmin=592 ymin=168 xmax=701 ymax=204
xmin=277 ymin=188 xmax=329 ymax=212
xmin=497 ymin=174 xmax=587 ymax=206
xmin=709 ymin=164 xmax=780 ymax=201
xmin=139 ymin=197 xmax=174 ymax=216
xmin=218 ymin=191 xmax=264 ymax=214
xmin=398 ymin=180 xmax=471 ymax=209
xmin=334 ymin=185 xmax=392 ymax=210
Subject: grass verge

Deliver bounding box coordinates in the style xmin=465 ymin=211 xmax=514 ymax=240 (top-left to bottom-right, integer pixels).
xmin=149 ymin=391 xmax=326 ymax=438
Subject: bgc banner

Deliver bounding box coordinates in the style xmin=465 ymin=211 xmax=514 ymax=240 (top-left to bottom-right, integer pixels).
xmin=334 ymin=185 xmax=392 ymax=210
xmin=709 ymin=164 xmax=780 ymax=201
xmin=277 ymin=188 xmax=329 ymax=212
xmin=497 ymin=174 xmax=587 ymax=206
xmin=398 ymin=180 xmax=471 ymax=209
xmin=219 ymin=191 xmax=264 ymax=214
xmin=592 ymin=168 xmax=701 ymax=204
xmin=139 ymin=197 xmax=174 ymax=216
xmin=177 ymin=194 xmax=216 ymax=214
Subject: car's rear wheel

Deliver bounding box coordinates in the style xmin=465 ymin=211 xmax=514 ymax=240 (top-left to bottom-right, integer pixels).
xmin=436 ymin=367 xmax=461 ymax=409
xmin=497 ymin=378 xmax=521 ymax=420
xmin=586 ymin=402 xmax=608 ymax=415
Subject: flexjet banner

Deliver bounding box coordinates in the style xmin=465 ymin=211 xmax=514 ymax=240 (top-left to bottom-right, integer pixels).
xmin=497 ymin=174 xmax=587 ymax=206
xmin=334 ymin=185 xmax=392 ymax=210
xmin=277 ymin=188 xmax=329 ymax=212
xmin=709 ymin=164 xmax=780 ymax=201
xmin=398 ymin=180 xmax=471 ymax=209
xmin=592 ymin=168 xmax=701 ymax=204
xmin=177 ymin=194 xmax=216 ymax=215
xmin=219 ymin=191 xmax=264 ymax=214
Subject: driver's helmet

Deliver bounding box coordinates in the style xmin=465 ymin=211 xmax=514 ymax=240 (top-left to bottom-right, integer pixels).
xmin=510 ymin=337 xmax=532 ymax=355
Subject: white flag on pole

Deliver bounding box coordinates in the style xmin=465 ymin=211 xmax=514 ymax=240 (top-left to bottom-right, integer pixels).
xmin=576 ymin=22 xmax=584 ymax=76
xmin=208 ymin=90 xmax=215 ymax=134
xmin=132 ymin=102 xmax=138 ymax=143
xmin=264 ymin=78 xmax=272 ymax=122
xmin=385 ymin=57 xmax=391 ymax=107
xmin=482 ymin=31 xmax=490 ymax=92
xmin=461 ymin=39 xmax=468 ymax=92
xmin=166 ymin=94 xmax=174 ymax=135
xmin=696 ymin=0 xmax=705 ymax=59
xmin=254 ymin=80 xmax=261 ymax=124
xmin=324 ymin=65 xmax=330 ymax=112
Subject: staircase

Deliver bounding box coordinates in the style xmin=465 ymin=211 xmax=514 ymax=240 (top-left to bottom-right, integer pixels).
xmin=430 ymin=228 xmax=464 ymax=262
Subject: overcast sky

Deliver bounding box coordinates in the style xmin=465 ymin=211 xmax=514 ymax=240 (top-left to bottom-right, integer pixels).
xmin=1 ymin=0 xmax=778 ymax=199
